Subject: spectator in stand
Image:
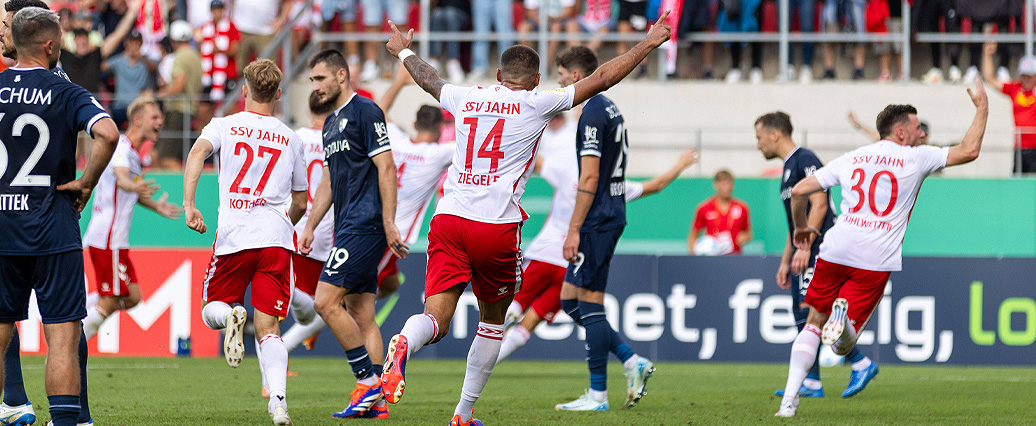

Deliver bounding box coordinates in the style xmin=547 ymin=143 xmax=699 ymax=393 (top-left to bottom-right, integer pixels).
xmin=348 ymin=61 xmax=376 ymax=100
xmin=820 ymin=0 xmax=866 ymax=80
xmin=429 ymin=0 xmax=470 ymax=83
xmin=718 ymin=0 xmax=763 ymax=83
xmin=959 ymin=0 xmax=1019 ymax=84
xmin=517 ymin=0 xmax=577 ymax=71
xmin=137 ymin=0 xmax=169 ymax=62
xmin=915 ymin=0 xmax=964 ymax=84
xmin=983 ymin=40 xmax=1036 ymax=174
xmin=61 ymin=29 xmax=103 ymax=92
xmin=232 ymin=0 xmax=289 ymax=75
xmin=616 ymin=0 xmax=647 ymax=58
xmin=870 ymin=0 xmax=903 ymax=82
xmin=564 ymin=0 xmax=612 ymax=53
xmin=63 ymin=10 xmax=103 ymax=51
xmin=155 ymin=20 xmax=203 ymax=170
xmin=688 ymin=170 xmax=752 ymax=255
xmin=787 ymin=0 xmax=816 ymax=83
xmin=97 ymin=0 xmax=132 ymax=56
xmin=198 ymin=0 xmax=239 ymax=101
xmin=469 ymin=0 xmax=514 ymax=81
xmin=321 ymin=0 xmax=361 ymax=64
xmin=105 ymin=29 xmax=158 ymax=127
xmin=678 ymin=0 xmax=716 ymax=79
xmin=289 ymin=0 xmax=321 ymax=55
xmin=358 ymin=0 xmax=411 ymax=81
xmin=58 ymin=7 xmax=73 ymax=33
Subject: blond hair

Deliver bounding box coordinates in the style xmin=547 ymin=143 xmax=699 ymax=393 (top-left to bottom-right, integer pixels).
xmin=127 ymin=97 xmax=160 ymax=121
xmin=243 ymin=58 xmax=283 ymax=103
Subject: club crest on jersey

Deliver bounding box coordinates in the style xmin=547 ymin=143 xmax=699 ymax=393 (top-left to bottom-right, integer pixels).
xmin=783 ymin=169 xmax=790 ymax=182
xmin=13 ymin=75 xmax=20 ymax=82
xmin=339 ymin=118 xmax=348 ymax=132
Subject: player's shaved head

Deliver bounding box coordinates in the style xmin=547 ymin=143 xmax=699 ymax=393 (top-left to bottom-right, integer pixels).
xmin=556 ymin=46 xmax=598 ymax=76
xmin=415 ymin=105 xmax=443 ymax=134
xmin=1 ymin=0 xmax=48 ymax=59
xmin=755 ymin=111 xmax=793 ymax=137
xmin=308 ymin=90 xmax=334 ymax=117
xmin=243 ymin=58 xmax=283 ymax=103
xmin=876 ymin=104 xmax=918 ymax=139
xmin=11 ymin=7 xmax=60 ymax=61
xmin=500 ymin=45 xmax=540 ymax=85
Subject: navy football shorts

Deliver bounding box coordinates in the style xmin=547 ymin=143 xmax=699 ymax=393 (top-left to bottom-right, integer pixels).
xmin=319 ymin=233 xmax=387 ymax=294
xmin=0 ymin=251 xmax=87 ymax=324
xmin=564 ymin=227 xmax=624 ymax=292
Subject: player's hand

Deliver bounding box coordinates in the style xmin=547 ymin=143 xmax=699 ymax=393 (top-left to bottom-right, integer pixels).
xmin=791 ymin=248 xmax=811 ymax=276
xmin=385 ymin=223 xmax=409 ymax=259
xmin=645 ymin=10 xmax=672 ymax=48
xmin=792 ymin=226 xmax=820 ymax=251
xmin=57 ymin=178 xmax=93 ymax=212
xmin=968 ymin=76 xmax=988 ymax=110
xmin=678 ymin=148 xmax=699 ymax=168
xmin=155 ymin=193 xmax=183 ymax=220
xmin=299 ymin=228 xmax=314 ymax=255
xmin=132 ymin=178 xmax=159 ymax=198
xmin=776 ymin=263 xmax=791 ymax=290
xmin=184 ymin=205 xmax=206 ymax=234
xmin=563 ymin=230 xmax=580 ymax=263
xmin=386 ymin=20 xmax=414 ymax=58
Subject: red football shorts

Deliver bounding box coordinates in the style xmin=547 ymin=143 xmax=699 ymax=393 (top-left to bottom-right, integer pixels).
xmin=514 ymin=260 xmax=566 ymax=323
xmin=87 ymin=247 xmax=137 ymax=297
xmin=292 ymin=253 xmax=323 ymax=297
xmin=203 ymin=247 xmax=293 ymax=318
xmin=377 ymin=249 xmax=399 ymax=285
xmin=804 ymin=258 xmax=891 ymax=334
xmin=425 ymin=214 xmax=522 ymax=303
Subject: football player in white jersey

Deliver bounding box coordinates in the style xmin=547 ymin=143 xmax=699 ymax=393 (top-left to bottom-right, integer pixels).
xmin=183 ymin=59 xmax=308 ymax=426
xmin=497 ymin=139 xmax=698 ymax=364
xmin=81 ymin=97 xmax=182 ymax=341
xmin=379 ymin=13 xmax=672 ymax=425
xmin=776 ymin=79 xmax=988 ymax=417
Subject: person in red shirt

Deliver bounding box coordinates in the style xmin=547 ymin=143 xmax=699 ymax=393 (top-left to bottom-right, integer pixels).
xmin=983 ymin=39 xmax=1036 ymax=174
xmin=688 ymin=170 xmax=752 ymax=255
xmin=199 ymin=0 xmax=240 ymax=101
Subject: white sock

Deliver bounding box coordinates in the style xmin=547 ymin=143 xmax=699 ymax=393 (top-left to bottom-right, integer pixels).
xmin=851 ymin=357 xmax=872 ymax=371
xmin=256 ymin=338 xmax=268 ymax=389
xmin=623 ymin=355 xmax=639 ymax=371
xmin=506 ymin=300 xmax=522 ymax=319
xmin=259 ymin=334 xmax=288 ymax=404
xmin=85 ymin=292 xmax=99 ymax=309
xmin=496 ymin=326 xmax=530 ymax=363
xmin=82 ymin=305 xmax=109 ymax=340
xmin=202 ymin=301 xmax=233 ymax=330
xmin=454 ymin=322 xmax=503 ymax=422
xmin=282 ymin=315 xmax=326 ymax=352
xmin=781 ymin=324 xmax=821 ymax=407
xmin=400 ymin=314 xmax=439 ymax=356
xmin=290 ymin=289 xmax=316 ymax=325
xmin=590 ymin=389 xmax=607 ymax=402
xmin=803 ymin=378 xmax=822 ymax=389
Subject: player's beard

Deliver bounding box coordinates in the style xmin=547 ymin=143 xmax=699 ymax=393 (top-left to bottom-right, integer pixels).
xmin=1 ymin=40 xmax=14 ymax=60
xmin=314 ymin=81 xmax=341 ymax=113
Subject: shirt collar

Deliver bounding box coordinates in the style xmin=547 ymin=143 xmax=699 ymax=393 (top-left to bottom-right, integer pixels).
xmin=332 ymin=92 xmax=357 ymax=117
xmin=782 ymin=146 xmax=800 ymax=164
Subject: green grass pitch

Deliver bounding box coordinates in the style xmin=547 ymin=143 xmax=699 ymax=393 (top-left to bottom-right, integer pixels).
xmin=12 ymin=356 xmax=1036 ymax=425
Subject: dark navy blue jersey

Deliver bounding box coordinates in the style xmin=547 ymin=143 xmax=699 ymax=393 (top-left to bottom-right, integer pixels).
xmin=322 ymin=94 xmax=392 ymax=235
xmin=0 ymin=67 xmax=110 ymax=255
xmin=780 ymin=147 xmax=835 ymax=252
xmin=577 ymin=94 xmax=628 ymax=232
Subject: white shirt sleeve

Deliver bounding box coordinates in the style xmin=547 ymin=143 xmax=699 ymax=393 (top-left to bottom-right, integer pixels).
xmin=624 ymin=180 xmax=644 ymax=202
xmin=199 ymin=118 xmax=224 ymax=155
xmin=534 ymin=85 xmax=576 ymax=119
xmin=917 ymin=145 xmax=950 ymax=175
xmin=111 ymin=143 xmax=132 ymax=169
xmin=814 ymin=153 xmax=849 ymax=190
xmin=439 ymin=84 xmax=470 ymax=115
xmin=291 ymin=133 xmax=309 ymax=192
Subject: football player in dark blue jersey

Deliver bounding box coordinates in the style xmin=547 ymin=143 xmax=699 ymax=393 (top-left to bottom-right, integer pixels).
xmin=756 ymin=112 xmax=879 ymax=399
xmin=300 ymin=49 xmax=407 ymax=419
xmin=554 ymin=46 xmax=655 ymax=412
xmin=0 ymin=7 xmax=119 ymax=426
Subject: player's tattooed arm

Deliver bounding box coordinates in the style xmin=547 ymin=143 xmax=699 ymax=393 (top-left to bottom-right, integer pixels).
xmin=403 ymin=55 xmax=445 ymax=101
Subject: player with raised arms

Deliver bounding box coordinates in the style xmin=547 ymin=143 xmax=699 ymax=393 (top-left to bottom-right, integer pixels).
xmin=0 ymin=7 xmax=119 ymax=426
xmin=775 ymin=79 xmax=988 ymax=417
xmin=300 ymin=49 xmax=407 ymax=420
xmin=183 ymin=58 xmax=308 ymax=426
xmin=377 ymin=12 xmax=672 ymax=425
xmin=755 ymin=111 xmax=879 ymax=399
xmin=81 ymin=98 xmax=182 ymax=341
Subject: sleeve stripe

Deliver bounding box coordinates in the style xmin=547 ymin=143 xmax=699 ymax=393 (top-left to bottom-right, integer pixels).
xmin=580 ymin=149 xmax=602 ymax=157
xmin=84 ymin=112 xmax=111 ymax=138
xmin=368 ymin=144 xmax=392 ymax=157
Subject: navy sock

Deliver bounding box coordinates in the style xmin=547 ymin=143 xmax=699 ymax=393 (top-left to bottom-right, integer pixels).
xmin=3 ymin=328 xmax=28 ymax=406
xmin=580 ymin=302 xmax=609 ymax=392
xmin=373 ymin=364 xmax=383 ymax=378
xmin=345 ymin=346 xmax=374 ymax=380
xmin=845 ymin=346 xmax=866 ymax=364
xmin=47 ymin=395 xmax=79 ymax=426
xmin=78 ymin=328 xmax=91 ymax=423
xmin=609 ymin=329 xmax=635 ymax=364
xmin=561 ymin=299 xmax=581 ymax=326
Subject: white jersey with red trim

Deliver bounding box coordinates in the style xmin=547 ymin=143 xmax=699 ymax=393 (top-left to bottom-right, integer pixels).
xmin=814 ymin=140 xmax=949 ymax=271
xmin=436 ymin=84 xmax=576 ymax=224
xmin=388 ymin=123 xmax=454 ymax=244
xmin=523 ymin=120 xmax=644 ymax=267
xmin=83 ymin=135 xmax=142 ymax=250
xmin=200 ymin=111 xmax=308 ymax=256
xmin=293 ymin=126 xmax=335 ymax=262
